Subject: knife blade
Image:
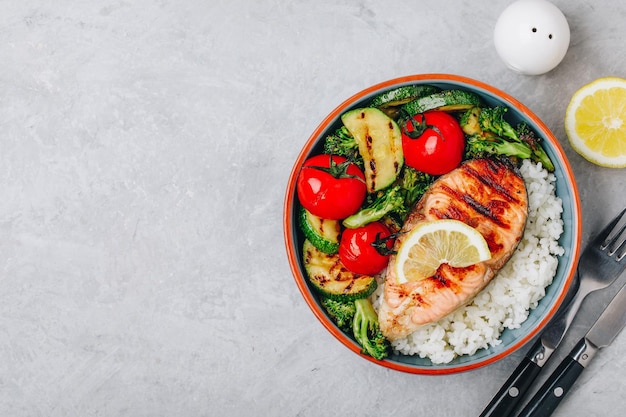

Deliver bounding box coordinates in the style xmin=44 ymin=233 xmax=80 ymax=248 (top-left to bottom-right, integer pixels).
xmin=515 ymin=281 xmax=626 ymax=417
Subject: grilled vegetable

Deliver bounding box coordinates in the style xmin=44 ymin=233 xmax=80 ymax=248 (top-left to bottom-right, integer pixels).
xmin=478 ymin=107 xmax=519 ymax=141
xmin=320 ymin=296 xmax=390 ymax=360
xmin=322 ymin=126 xmax=362 ymax=168
xmin=353 ymin=298 xmax=390 ymax=360
xmin=302 ymin=240 xmax=377 ymax=301
xmin=299 ymin=206 xmax=341 ymax=254
xmin=370 ymin=85 xmax=441 ymax=108
xmin=465 ymin=135 xmax=532 ymax=161
xmin=459 ymin=106 xmax=555 ymax=171
xmin=402 ymin=90 xmax=481 ymax=116
xmin=517 ymin=122 xmax=555 ymax=171
xmin=341 ymin=107 xmax=404 ymax=193
xmin=342 ymin=186 xmax=406 ymax=229
xmin=459 ymin=106 xmax=482 ymax=136
xmin=320 ymin=297 xmax=356 ymax=332
xmin=343 ymin=166 xmax=433 ymax=229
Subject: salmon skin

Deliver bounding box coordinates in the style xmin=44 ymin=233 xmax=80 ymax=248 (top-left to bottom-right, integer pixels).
xmin=378 ymin=158 xmax=529 ymax=341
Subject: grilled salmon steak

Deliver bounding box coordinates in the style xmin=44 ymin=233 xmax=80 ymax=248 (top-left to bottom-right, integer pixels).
xmin=378 ymin=158 xmax=528 ymax=341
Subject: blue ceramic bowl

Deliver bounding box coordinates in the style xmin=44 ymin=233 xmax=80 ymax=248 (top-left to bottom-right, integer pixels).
xmin=283 ymin=74 xmax=581 ymax=374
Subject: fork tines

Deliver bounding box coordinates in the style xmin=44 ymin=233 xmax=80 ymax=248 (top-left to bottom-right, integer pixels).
xmin=602 ymin=208 xmax=626 ymax=260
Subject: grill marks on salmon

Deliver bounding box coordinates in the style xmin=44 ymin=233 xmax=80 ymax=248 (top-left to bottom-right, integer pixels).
xmin=378 ymin=158 xmax=529 ymax=341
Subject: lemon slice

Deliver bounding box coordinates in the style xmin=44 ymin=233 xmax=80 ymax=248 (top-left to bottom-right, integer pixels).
xmin=395 ymin=219 xmax=491 ymax=284
xmin=564 ymin=77 xmax=626 ymax=168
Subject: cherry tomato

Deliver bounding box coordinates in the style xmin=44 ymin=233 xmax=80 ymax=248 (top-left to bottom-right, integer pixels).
xmin=401 ymin=110 xmax=465 ymax=175
xmin=296 ymin=154 xmax=366 ymax=220
xmin=339 ymin=222 xmax=394 ymax=275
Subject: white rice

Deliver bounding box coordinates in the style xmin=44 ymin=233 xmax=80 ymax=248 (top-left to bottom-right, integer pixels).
xmin=370 ymin=159 xmax=565 ymax=364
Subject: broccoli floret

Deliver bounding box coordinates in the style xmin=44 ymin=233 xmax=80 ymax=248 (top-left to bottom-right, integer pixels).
xmin=460 ymin=107 xmax=482 ymax=136
xmin=321 ymin=296 xmax=390 ymax=360
xmin=517 ymin=122 xmax=555 ymax=171
xmin=479 ymin=107 xmax=518 ymax=141
xmin=341 ymin=167 xmax=432 ymax=229
xmin=462 ymin=106 xmax=555 ymax=171
xmin=323 ymin=126 xmax=362 ymax=167
xmin=398 ymin=166 xmax=432 ymax=208
xmin=342 ymin=186 xmax=405 ymax=229
xmin=353 ymin=298 xmax=390 ymax=360
xmin=465 ymin=134 xmax=532 ymax=160
xmin=320 ymin=297 xmax=356 ymax=332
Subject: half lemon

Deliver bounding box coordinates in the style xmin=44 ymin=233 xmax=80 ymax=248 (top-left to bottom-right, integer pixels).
xmin=395 ymin=219 xmax=491 ymax=284
xmin=564 ymin=77 xmax=626 ymax=168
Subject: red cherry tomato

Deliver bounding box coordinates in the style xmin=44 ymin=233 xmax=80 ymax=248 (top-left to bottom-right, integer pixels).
xmin=339 ymin=222 xmax=394 ymax=275
xmin=401 ymin=110 xmax=465 ymax=175
xmin=296 ymin=154 xmax=366 ymax=220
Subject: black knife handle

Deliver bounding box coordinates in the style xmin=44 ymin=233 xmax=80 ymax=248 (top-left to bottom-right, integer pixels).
xmin=515 ymin=355 xmax=585 ymax=417
xmin=479 ymin=338 xmax=548 ymax=417
xmin=479 ymin=355 xmax=542 ymax=416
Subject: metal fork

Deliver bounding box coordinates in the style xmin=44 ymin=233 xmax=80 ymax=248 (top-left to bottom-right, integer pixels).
xmin=480 ymin=207 xmax=626 ymax=417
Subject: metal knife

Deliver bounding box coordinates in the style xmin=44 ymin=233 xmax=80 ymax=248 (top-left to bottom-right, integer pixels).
xmin=515 ymin=282 xmax=626 ymax=417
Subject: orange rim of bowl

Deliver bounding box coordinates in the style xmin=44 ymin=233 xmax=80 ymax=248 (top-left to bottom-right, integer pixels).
xmin=283 ymin=73 xmax=582 ymax=374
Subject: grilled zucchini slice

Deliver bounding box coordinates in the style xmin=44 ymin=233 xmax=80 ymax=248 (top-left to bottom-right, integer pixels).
xmin=370 ymin=85 xmax=441 ymax=108
xmin=402 ymin=90 xmax=482 ymax=116
xmin=341 ymin=107 xmax=404 ymax=193
xmin=302 ymin=240 xmax=377 ymax=301
xmin=298 ymin=206 xmax=341 ymax=254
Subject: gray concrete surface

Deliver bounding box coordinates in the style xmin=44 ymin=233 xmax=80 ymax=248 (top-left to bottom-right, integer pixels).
xmin=1 ymin=0 xmax=625 ymax=416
